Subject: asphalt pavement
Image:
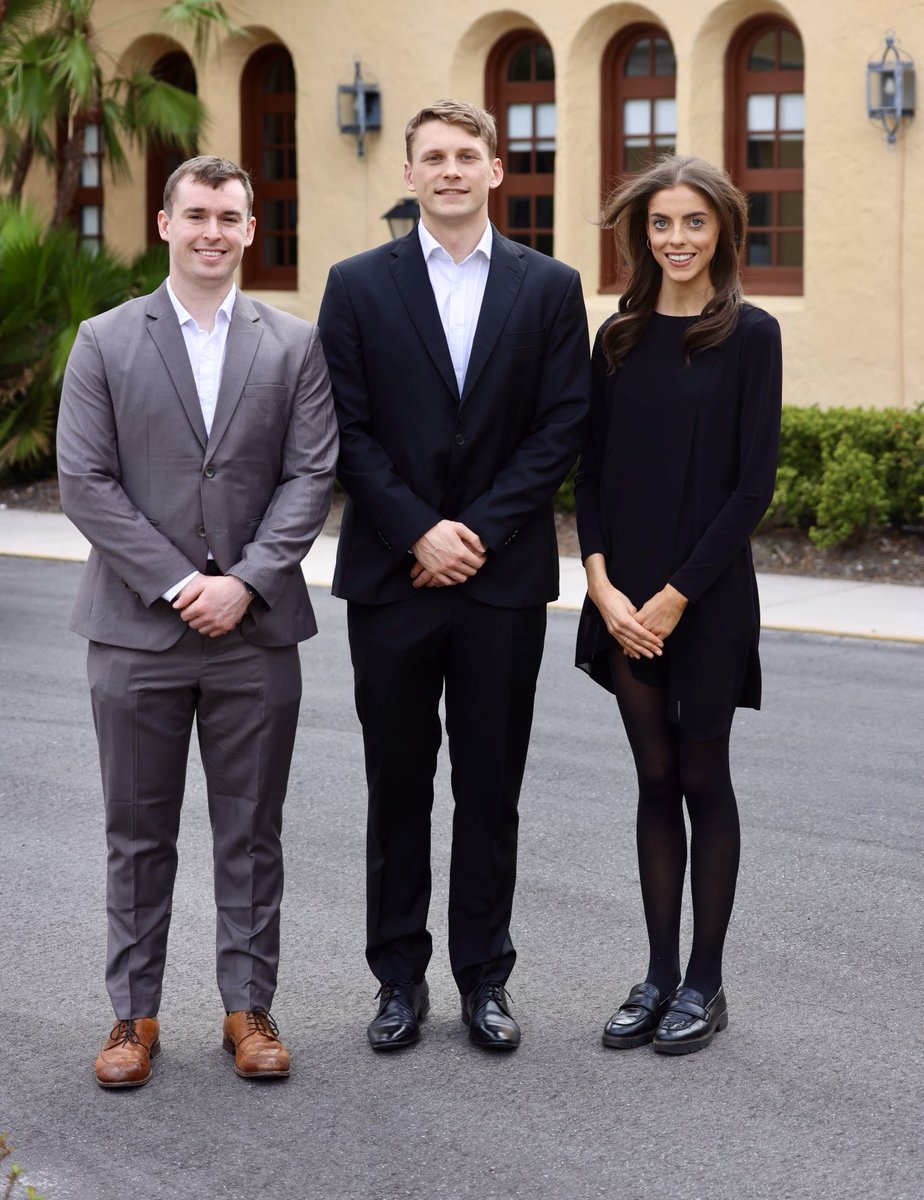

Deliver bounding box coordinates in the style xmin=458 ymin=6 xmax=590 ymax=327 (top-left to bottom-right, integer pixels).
xmin=1 ymin=554 xmax=921 ymax=1200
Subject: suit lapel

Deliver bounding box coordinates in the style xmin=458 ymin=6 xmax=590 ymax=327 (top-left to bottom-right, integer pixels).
xmin=389 ymin=231 xmax=459 ymax=400
xmin=145 ymin=283 xmax=208 ymax=449
xmin=206 ymin=291 xmax=263 ymax=455
xmin=461 ymin=230 xmax=526 ymax=405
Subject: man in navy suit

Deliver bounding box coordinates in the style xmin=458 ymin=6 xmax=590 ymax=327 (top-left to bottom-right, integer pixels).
xmin=319 ymin=101 xmax=589 ymax=1051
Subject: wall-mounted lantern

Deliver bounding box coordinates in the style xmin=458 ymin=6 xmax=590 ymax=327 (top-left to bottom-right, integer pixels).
xmin=337 ymin=60 xmax=381 ymax=157
xmin=867 ymin=33 xmax=915 ymax=143
xmin=382 ymin=198 xmax=420 ymax=239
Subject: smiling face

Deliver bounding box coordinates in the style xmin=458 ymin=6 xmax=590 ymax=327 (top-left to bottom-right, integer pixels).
xmin=157 ymin=175 xmax=255 ymax=300
xmin=647 ymin=184 xmax=720 ymax=297
xmin=403 ymin=119 xmax=503 ymax=233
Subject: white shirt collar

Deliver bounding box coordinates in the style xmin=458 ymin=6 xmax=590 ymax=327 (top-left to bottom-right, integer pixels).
xmin=417 ymin=220 xmax=493 ymax=265
xmin=165 ymin=278 xmax=237 ymax=330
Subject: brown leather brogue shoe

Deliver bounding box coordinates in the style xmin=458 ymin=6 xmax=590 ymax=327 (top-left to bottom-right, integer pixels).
xmin=222 ymin=1008 xmax=290 ymax=1079
xmin=94 ymin=1017 xmax=160 ymax=1089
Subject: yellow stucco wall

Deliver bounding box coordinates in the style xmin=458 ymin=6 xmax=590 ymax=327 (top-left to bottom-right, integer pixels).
xmin=25 ymin=0 xmax=924 ymax=409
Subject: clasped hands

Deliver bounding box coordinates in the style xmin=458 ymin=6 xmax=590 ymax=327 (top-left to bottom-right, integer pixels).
xmin=173 ymin=573 xmax=252 ymax=637
xmin=585 ymin=554 xmax=687 ymax=660
xmin=410 ymin=519 xmax=486 ymax=588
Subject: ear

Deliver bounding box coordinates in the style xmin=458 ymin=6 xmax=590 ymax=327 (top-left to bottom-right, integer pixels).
xmin=156 ymin=209 xmax=170 ymax=243
xmin=243 ymin=214 xmax=256 ymax=247
xmin=489 ymin=158 xmax=504 ymax=190
xmin=403 ymin=161 xmax=415 ymax=191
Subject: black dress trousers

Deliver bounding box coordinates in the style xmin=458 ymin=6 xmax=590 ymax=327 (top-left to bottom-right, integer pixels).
xmin=347 ymin=587 xmax=547 ymax=996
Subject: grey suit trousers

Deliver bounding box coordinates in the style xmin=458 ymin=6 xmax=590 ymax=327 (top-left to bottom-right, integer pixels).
xmin=87 ymin=625 xmax=301 ymax=1018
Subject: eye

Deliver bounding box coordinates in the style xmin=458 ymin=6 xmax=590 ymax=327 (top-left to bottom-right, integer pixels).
xmin=689 ymin=217 xmax=704 ymax=228
xmin=651 ymin=218 xmax=668 ymax=230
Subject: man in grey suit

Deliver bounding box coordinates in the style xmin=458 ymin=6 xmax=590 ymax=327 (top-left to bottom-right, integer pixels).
xmin=57 ymin=156 xmax=338 ymax=1088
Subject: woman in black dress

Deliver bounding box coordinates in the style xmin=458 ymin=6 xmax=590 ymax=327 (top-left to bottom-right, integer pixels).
xmin=575 ymin=156 xmax=781 ymax=1054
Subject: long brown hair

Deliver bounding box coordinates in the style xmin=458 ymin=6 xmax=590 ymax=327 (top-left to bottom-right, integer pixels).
xmin=602 ymin=155 xmax=748 ymax=369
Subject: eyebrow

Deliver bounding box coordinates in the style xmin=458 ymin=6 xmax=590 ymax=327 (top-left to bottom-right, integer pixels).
xmin=182 ymin=207 xmax=243 ymax=219
xmin=649 ymin=210 xmax=710 ymax=220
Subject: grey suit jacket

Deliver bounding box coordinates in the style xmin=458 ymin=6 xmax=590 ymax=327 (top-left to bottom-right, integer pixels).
xmin=57 ymin=282 xmax=338 ymax=651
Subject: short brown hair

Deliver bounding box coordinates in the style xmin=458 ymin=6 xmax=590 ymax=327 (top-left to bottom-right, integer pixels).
xmin=163 ymin=156 xmax=254 ymax=217
xmin=405 ymin=100 xmax=497 ymax=161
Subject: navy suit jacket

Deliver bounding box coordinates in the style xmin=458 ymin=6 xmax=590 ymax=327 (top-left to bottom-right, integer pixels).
xmin=318 ymin=226 xmax=590 ymax=608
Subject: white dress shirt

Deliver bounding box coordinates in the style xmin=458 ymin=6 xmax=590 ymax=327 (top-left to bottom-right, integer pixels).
xmin=161 ymin=280 xmax=237 ymax=599
xmin=417 ymin=220 xmax=492 ymax=393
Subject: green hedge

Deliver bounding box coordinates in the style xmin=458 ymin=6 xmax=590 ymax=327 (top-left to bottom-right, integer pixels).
xmin=555 ymin=405 xmax=924 ymax=548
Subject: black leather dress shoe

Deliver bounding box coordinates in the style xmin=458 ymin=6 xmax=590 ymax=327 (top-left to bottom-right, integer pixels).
xmin=461 ymin=983 xmax=520 ymax=1051
xmin=652 ymin=985 xmax=728 ymax=1055
xmin=367 ymin=980 xmax=429 ymax=1050
xmin=602 ymin=981 xmax=674 ymax=1049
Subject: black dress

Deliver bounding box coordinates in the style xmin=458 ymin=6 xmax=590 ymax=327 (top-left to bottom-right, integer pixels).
xmin=574 ymin=305 xmax=782 ymax=740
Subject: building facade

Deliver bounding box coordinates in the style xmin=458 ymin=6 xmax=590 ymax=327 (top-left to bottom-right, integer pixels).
xmin=22 ymin=0 xmax=924 ymax=409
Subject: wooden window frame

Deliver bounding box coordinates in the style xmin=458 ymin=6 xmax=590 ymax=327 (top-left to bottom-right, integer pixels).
xmin=600 ymin=23 xmax=676 ymax=292
xmin=241 ymin=44 xmax=298 ymax=290
xmin=725 ymin=17 xmax=805 ymax=295
xmin=486 ymin=30 xmax=556 ymax=257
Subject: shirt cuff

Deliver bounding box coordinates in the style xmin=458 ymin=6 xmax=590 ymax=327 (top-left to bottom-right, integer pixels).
xmin=162 ymin=570 xmax=198 ymax=602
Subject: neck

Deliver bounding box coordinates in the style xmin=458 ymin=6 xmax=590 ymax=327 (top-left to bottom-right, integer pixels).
xmin=655 ymin=277 xmax=714 ymax=317
xmin=421 ymin=216 xmax=489 ymax=264
xmin=168 ymin=274 xmax=232 ymax=331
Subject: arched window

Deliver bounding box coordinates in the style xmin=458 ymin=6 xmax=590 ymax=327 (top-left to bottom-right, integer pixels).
xmin=146 ymin=51 xmax=197 ymax=244
xmin=727 ymin=19 xmax=804 ymax=294
xmin=241 ymin=45 xmax=297 ymax=289
xmin=601 ymin=25 xmax=676 ymax=290
xmin=486 ymin=33 xmax=555 ymax=256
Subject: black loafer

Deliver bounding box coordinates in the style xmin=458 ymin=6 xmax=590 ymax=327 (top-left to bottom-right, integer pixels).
xmin=602 ymin=981 xmax=674 ymax=1049
xmin=652 ymin=985 xmax=728 ymax=1055
xmin=367 ymin=979 xmax=429 ymax=1050
xmin=461 ymin=983 xmax=520 ymax=1051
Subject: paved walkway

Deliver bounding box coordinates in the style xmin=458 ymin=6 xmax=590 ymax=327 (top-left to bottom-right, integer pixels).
xmin=1 ymin=507 xmax=921 ymax=642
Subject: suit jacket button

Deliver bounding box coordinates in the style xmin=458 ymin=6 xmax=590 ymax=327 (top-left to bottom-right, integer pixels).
xmin=204 ymin=465 xmax=215 ymax=478
xmin=454 ymin=434 xmax=465 ymax=446
xmin=197 ymin=524 xmax=206 ymax=537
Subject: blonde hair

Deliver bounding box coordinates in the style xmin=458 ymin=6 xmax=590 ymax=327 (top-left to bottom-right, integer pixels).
xmin=405 ymin=100 xmax=497 ymax=160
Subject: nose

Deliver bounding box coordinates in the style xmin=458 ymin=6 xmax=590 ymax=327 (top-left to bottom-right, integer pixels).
xmin=203 ymin=215 xmax=222 ymax=238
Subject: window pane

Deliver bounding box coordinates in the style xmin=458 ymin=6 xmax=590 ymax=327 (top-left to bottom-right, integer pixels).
xmin=263 ymin=149 xmax=286 ymax=179
xmin=536 ymin=195 xmax=554 ymax=227
xmin=508 ymin=46 xmax=532 ymax=81
xmin=779 ymin=191 xmax=803 ymax=226
xmin=624 ymin=142 xmax=652 ymax=173
xmin=507 ymin=150 xmax=531 ymax=173
xmin=779 ymin=93 xmax=804 ymax=131
xmin=84 ymin=125 xmax=100 ymax=153
xmin=779 ymin=135 xmax=804 ymax=168
xmin=654 ymin=38 xmax=676 ymax=77
xmin=80 ymin=156 xmax=100 ymax=187
xmin=780 ymin=31 xmax=804 ymax=70
xmin=536 ymin=102 xmax=556 ymax=139
xmin=748 ymin=32 xmax=776 ymax=71
xmin=624 ymin=38 xmax=651 ymax=77
xmin=747 ymin=135 xmax=774 ymax=169
xmin=507 ymin=103 xmax=533 ymax=139
xmin=535 ymin=148 xmax=555 ymax=173
xmin=747 ymin=191 xmax=773 ymax=226
xmin=778 ymin=231 xmax=803 ymax=266
xmin=624 ymin=98 xmax=652 ymax=136
xmin=535 ymin=233 xmax=554 ymax=256
xmin=653 ymin=138 xmax=675 ymax=154
xmin=508 ymin=197 xmax=531 ymax=229
xmin=746 ymin=231 xmax=772 ymax=265
xmin=81 ymin=206 xmax=100 ymax=236
xmin=262 ymin=56 xmax=294 ymax=94
xmin=535 ymin=44 xmax=555 ymax=81
xmin=747 ymin=94 xmax=776 ymax=131
xmin=654 ymin=97 xmax=676 ymax=135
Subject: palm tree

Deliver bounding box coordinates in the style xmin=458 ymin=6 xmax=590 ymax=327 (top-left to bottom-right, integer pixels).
xmin=0 ymin=0 xmax=237 ymax=225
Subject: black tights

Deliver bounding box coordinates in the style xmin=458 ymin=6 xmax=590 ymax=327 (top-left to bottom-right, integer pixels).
xmin=610 ymin=651 xmax=740 ymax=1000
